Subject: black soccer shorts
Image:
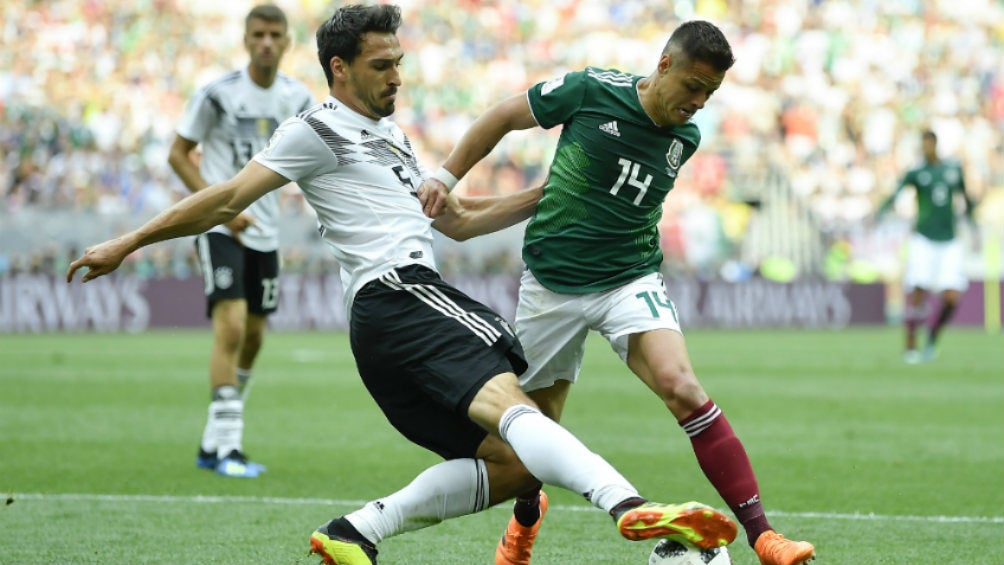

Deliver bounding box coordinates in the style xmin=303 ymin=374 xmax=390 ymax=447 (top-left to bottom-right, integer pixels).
xmin=349 ymin=264 xmax=528 ymax=460
xmin=195 ymin=232 xmax=279 ymax=318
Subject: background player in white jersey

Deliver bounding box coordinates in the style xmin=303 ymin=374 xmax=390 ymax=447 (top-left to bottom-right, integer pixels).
xmin=68 ymin=5 xmax=740 ymax=564
xmin=166 ymin=4 xmax=314 ymax=478
xmin=420 ymin=20 xmax=814 ymax=565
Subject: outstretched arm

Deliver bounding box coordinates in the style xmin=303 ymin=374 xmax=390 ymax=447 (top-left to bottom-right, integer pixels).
xmin=419 ymin=93 xmax=538 ymax=217
xmin=876 ymin=176 xmax=908 ymax=219
xmin=432 ymin=185 xmax=543 ymax=241
xmin=167 ymin=133 xmax=258 ymax=241
xmin=67 ymin=161 xmax=289 ymax=283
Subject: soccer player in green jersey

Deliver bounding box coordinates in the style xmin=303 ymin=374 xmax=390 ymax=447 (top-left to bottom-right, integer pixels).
xmin=878 ymin=129 xmax=977 ymax=364
xmin=419 ymin=20 xmax=814 ymax=565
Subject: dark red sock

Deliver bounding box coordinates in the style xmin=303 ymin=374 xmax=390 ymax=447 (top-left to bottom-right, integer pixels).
xmin=680 ymin=399 xmax=770 ymax=546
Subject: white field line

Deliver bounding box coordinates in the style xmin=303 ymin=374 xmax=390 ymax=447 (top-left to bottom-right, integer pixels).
xmin=10 ymin=492 xmax=1003 ymax=524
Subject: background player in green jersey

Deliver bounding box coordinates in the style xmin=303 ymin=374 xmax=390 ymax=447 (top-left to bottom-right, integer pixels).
xmin=419 ymin=20 xmax=814 ymax=565
xmin=878 ymin=129 xmax=978 ymax=364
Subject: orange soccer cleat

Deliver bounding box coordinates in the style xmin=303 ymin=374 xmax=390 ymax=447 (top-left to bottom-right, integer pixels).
xmin=754 ymin=530 xmax=816 ymax=565
xmin=495 ymin=491 xmax=549 ymax=565
xmin=616 ymin=501 xmax=737 ymax=549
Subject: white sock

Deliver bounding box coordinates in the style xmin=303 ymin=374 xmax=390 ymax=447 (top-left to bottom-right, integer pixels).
xmin=199 ymin=417 xmax=217 ymax=455
xmin=237 ymin=368 xmax=253 ymax=403
xmin=345 ymin=459 xmax=489 ymax=544
xmin=499 ymin=404 xmax=639 ymax=513
xmin=207 ymin=385 xmax=243 ymax=458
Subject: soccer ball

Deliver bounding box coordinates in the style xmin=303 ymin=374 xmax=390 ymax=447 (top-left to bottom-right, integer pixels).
xmin=648 ymin=539 xmax=732 ymax=565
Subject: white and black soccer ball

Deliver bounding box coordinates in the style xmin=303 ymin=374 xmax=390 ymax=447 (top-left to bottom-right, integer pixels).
xmin=648 ymin=539 xmax=732 ymax=565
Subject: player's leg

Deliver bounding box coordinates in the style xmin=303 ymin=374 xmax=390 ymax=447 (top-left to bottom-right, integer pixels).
xmin=235 ymin=248 xmax=279 ymax=402
xmin=236 ymin=313 xmax=265 ymax=401
xmin=309 ymin=373 xmax=736 ymax=565
xmin=926 ymin=289 xmax=960 ymax=358
xmin=901 ymin=233 xmax=937 ymax=363
xmin=495 ymin=269 xmax=587 ymax=565
xmin=310 ymin=266 xmax=544 ymax=563
xmin=473 ymin=374 xmax=737 ymax=548
xmin=902 ymin=286 xmax=929 ymax=362
xmin=309 ymin=266 xmax=734 ymax=564
xmin=626 ymin=330 xmax=813 ymax=564
xmin=491 ymin=383 xmax=567 ymax=565
xmin=924 ymin=239 xmax=969 ymax=360
xmin=592 ymin=273 xmax=812 ymax=564
xmin=203 ymin=299 xmax=263 ymax=476
xmin=194 ymin=233 xmax=260 ymax=478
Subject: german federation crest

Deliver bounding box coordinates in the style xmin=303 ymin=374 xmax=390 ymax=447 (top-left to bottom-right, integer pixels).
xmin=665 ymin=138 xmax=683 ymax=178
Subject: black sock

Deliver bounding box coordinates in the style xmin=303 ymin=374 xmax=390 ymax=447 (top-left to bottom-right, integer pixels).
xmin=609 ymin=496 xmax=647 ymax=521
xmin=324 ymin=517 xmax=373 ymax=545
xmin=513 ymin=493 xmax=541 ymax=527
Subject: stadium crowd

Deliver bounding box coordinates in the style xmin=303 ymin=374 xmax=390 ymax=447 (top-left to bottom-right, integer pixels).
xmin=2 ymin=0 xmax=1002 ymax=280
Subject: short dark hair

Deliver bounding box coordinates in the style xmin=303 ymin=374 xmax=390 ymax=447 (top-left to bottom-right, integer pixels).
xmin=246 ymin=4 xmax=288 ymax=32
xmin=664 ymin=20 xmax=735 ymax=72
xmin=922 ymin=129 xmax=937 ymax=142
xmin=316 ymin=4 xmax=403 ymax=86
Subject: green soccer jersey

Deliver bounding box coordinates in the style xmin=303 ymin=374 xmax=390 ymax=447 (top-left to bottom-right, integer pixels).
xmin=524 ymin=67 xmax=700 ymax=294
xmin=888 ymin=159 xmax=973 ymax=242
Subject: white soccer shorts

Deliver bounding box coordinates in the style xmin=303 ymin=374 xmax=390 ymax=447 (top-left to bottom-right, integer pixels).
xmin=902 ymin=233 xmax=969 ymax=293
xmin=514 ymin=269 xmax=682 ymax=392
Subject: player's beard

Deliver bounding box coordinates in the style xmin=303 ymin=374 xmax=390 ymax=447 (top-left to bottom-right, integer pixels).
xmin=366 ymin=90 xmax=396 ymax=118
xmin=349 ymin=75 xmax=396 ymax=118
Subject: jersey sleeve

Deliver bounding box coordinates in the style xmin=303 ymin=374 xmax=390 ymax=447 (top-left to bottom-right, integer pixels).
xmin=899 ymin=169 xmax=917 ymax=191
xmin=526 ymin=70 xmax=589 ymax=129
xmin=175 ymin=86 xmax=217 ymax=143
xmin=253 ymin=117 xmax=328 ymax=182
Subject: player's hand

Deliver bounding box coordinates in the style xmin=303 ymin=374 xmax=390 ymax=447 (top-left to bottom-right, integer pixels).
xmin=66 ymin=237 xmax=131 ymax=283
xmin=418 ymin=179 xmax=450 ymax=218
xmin=225 ymin=213 xmax=256 ymax=245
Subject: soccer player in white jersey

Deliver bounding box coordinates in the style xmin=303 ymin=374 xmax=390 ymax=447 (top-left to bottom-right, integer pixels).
xmin=419 ymin=20 xmax=815 ymax=565
xmin=68 ymin=5 xmax=738 ymax=564
xmin=166 ymin=4 xmax=314 ymax=478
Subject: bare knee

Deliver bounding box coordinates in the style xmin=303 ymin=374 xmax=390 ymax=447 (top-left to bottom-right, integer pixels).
xmin=651 ymin=366 xmax=708 ymax=417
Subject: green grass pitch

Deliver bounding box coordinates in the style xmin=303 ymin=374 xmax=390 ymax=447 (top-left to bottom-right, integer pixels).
xmin=1 ymin=327 xmax=1001 ymax=564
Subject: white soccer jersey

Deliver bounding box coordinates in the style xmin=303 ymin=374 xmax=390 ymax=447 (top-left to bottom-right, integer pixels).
xmin=253 ymin=96 xmax=435 ymax=312
xmin=176 ymin=67 xmax=314 ymax=251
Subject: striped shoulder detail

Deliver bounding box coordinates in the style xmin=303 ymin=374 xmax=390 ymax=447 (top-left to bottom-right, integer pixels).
xmin=203 ymin=71 xmax=242 ymax=114
xmin=203 ymin=70 xmax=242 ymax=95
xmin=276 ymin=73 xmax=310 ymax=92
xmin=295 ymin=100 xmax=338 ymax=120
xmin=585 ymin=67 xmax=635 ymax=87
xmin=298 ymin=104 xmax=358 ymax=165
xmin=275 ymin=72 xmax=298 ymax=85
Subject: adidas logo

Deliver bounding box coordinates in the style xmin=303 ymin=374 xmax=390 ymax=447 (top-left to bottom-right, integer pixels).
xmin=599 ymin=120 xmax=620 ymax=137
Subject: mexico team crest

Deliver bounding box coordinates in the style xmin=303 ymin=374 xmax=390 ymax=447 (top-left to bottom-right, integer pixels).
xmin=665 ymin=138 xmax=683 ymax=177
